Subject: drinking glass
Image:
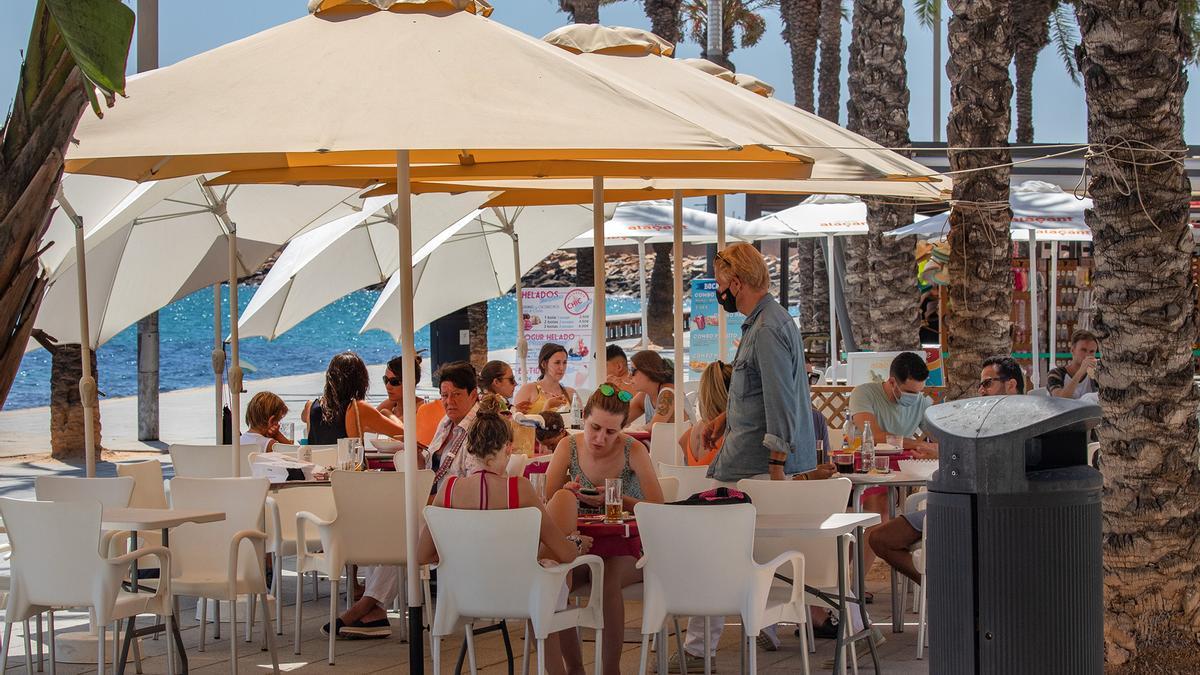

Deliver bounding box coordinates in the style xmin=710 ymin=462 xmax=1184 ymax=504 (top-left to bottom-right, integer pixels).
xmin=873 ymin=457 xmax=892 ymax=474
xmin=885 ymin=434 xmax=902 ymax=450
xmin=834 ymin=453 xmax=856 ymax=474
xmin=530 ymin=473 xmax=547 ymax=503
xmin=815 ymin=440 xmax=827 ymax=466
xmin=604 ymin=478 xmax=623 ymax=523
xmin=279 ymin=421 xmax=295 ymax=445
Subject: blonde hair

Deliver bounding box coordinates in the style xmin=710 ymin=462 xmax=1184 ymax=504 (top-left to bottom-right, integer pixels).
xmin=246 ymin=391 xmax=288 ymax=431
xmin=715 ymin=242 xmax=770 ymax=292
xmin=698 ymin=360 xmax=734 ymax=421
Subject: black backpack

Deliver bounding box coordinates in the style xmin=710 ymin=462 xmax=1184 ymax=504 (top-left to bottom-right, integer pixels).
xmin=670 ymin=486 xmax=752 ymax=506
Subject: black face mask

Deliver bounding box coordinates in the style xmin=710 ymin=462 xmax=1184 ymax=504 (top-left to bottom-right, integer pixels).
xmin=717 ymin=286 xmax=739 ymax=313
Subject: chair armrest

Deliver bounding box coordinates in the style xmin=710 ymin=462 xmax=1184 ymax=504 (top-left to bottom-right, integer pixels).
xmin=107 ymin=546 xmax=173 ymax=608
xmin=265 ymin=497 xmax=281 ymax=550
xmin=635 ymin=555 xmax=647 ymax=570
xmin=755 ymin=550 xmax=806 ymax=605
xmin=228 ymin=529 xmax=269 ymax=590
xmin=540 ymin=554 xmax=605 ymax=609
xmin=295 ymin=511 xmax=335 ymax=570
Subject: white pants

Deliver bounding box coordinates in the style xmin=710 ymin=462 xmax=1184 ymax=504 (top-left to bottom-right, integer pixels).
xmin=362 ymin=565 xmax=400 ymax=611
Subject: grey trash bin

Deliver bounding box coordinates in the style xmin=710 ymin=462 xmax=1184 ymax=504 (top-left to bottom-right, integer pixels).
xmin=925 ymin=395 xmax=1102 ymax=675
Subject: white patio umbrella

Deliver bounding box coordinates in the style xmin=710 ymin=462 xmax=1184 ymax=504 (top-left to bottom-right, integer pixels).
xmin=886 ymin=181 xmax=1093 ymax=386
xmin=559 ymin=200 xmax=785 ymax=346
xmin=236 ymin=192 xmax=489 ymax=340
xmin=360 ymin=202 xmax=614 ymax=380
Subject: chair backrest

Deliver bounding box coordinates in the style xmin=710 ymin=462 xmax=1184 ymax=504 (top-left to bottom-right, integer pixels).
xmin=115 ymin=461 xmax=169 ymax=509
xmin=265 ymin=486 xmax=336 ymax=553
xmin=1028 ymin=387 xmax=1050 ymax=397
xmin=656 ymin=463 xmax=712 ymax=500
xmin=905 ymin=491 xmax=928 ymax=515
xmin=34 ymin=476 xmax=134 ymax=508
xmin=415 ymin=400 xmax=446 ymax=448
xmin=0 ymin=498 xmax=105 ymax=608
xmin=169 ymin=444 xmax=254 ymax=478
xmin=649 ymin=423 xmax=682 ymax=467
xmin=329 ymin=470 xmax=434 ymax=565
xmin=505 ymin=453 xmax=529 ymax=478
xmin=736 ymin=477 xmax=852 ymax=589
xmin=635 ymin=502 xmax=758 ymax=616
xmin=684 ymin=391 xmax=699 ymax=420
xmin=657 ymin=476 xmax=679 ymax=502
xmin=168 ymin=477 xmax=269 ymax=584
xmin=423 ymin=506 xmax=544 ymax=619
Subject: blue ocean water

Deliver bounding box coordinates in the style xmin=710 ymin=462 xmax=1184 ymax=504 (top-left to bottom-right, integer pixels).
xmin=7 ymin=287 xmax=644 ymax=410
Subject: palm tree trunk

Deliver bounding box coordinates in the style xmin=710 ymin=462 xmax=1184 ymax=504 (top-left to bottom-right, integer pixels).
xmin=817 ymin=0 xmax=843 ymax=123
xmin=48 ymin=343 xmax=102 ymax=459
xmin=644 ymin=0 xmax=683 ymax=43
xmin=0 ymin=19 xmax=89 ymax=410
xmin=1077 ymin=1 xmax=1200 ymax=667
xmin=843 ymin=236 xmax=872 ymax=350
xmin=847 ymin=0 xmax=918 ymax=352
xmin=647 ymin=242 xmax=675 ymax=347
xmin=575 ymin=249 xmax=595 ymax=287
xmin=779 ymin=0 xmax=821 ymax=112
xmin=811 ymin=238 xmax=830 ymax=337
xmin=1012 ymin=0 xmax=1054 ymax=144
xmin=795 ymin=238 xmax=814 ymax=330
xmin=467 ymin=301 xmax=488 ymax=372
xmin=943 ymin=0 xmax=1014 ymax=398
xmin=558 ymin=0 xmax=601 ymax=23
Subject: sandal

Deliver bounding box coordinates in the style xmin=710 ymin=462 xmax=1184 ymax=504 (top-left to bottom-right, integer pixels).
xmin=339 ymin=618 xmax=392 ymax=640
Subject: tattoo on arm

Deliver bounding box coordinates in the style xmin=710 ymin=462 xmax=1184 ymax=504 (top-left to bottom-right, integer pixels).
xmin=655 ymin=390 xmax=674 ymax=417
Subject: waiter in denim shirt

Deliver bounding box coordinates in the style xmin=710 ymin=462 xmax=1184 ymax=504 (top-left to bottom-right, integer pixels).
xmin=703 ymin=243 xmax=820 ymax=483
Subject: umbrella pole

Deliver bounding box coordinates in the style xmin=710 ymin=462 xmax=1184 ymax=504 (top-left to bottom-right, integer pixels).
xmin=1028 ymin=230 xmax=1040 ymax=389
xmin=1049 ymin=243 xmax=1059 ymax=370
xmin=213 ymin=284 xmax=225 ymax=443
xmin=672 ymin=192 xmax=685 ymax=449
xmin=827 ymin=234 xmax=838 ymax=377
xmin=59 ymin=190 xmax=97 ymax=477
xmin=397 ymin=151 xmax=424 ymax=673
xmin=227 ymin=226 xmax=243 ymax=475
xmin=592 ymin=177 xmax=605 ymax=389
xmin=512 ymin=229 xmax=528 ymax=383
xmin=638 ymin=239 xmax=649 ymax=348
xmin=716 ymin=195 xmax=728 ymax=362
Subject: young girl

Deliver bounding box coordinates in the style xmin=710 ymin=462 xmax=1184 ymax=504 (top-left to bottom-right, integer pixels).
xmin=679 ymin=360 xmax=733 ymax=465
xmin=242 ymin=391 xmax=292 ymax=452
xmin=534 ymin=411 xmax=568 ymax=455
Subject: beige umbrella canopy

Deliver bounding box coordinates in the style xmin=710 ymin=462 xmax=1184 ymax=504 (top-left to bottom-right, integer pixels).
xmin=61 ymin=3 xmax=819 ymax=656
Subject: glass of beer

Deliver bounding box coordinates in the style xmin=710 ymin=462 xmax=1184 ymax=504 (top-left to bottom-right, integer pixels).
xmin=604 ymin=478 xmax=623 ymax=523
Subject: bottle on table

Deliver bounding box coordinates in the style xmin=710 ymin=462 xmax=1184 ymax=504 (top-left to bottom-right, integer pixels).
xmin=860 ymin=423 xmax=875 ymax=474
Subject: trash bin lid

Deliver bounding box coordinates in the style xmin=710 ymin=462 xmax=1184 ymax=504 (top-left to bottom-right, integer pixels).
xmin=925 ymin=395 xmax=1101 ymax=442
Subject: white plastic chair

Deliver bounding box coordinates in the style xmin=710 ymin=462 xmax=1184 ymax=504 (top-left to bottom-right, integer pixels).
xmin=265 ymin=486 xmax=336 ymax=635
xmin=736 ymin=478 xmax=852 ymax=655
xmin=168 ymin=444 xmax=255 ymax=478
xmin=914 ymin=514 xmax=929 ymax=659
xmin=116 ymin=461 xmax=169 ymax=509
xmin=504 ymin=453 xmax=529 ymax=478
xmin=657 ymin=476 xmax=679 ymax=503
xmin=649 ymin=423 xmax=682 ymax=467
xmin=655 ymin=463 xmax=711 ymax=500
xmin=0 ymin=498 xmax=174 ymax=675
xmin=634 ymin=502 xmax=809 ymax=675
xmin=33 ymin=476 xmax=134 ymax=507
xmin=1028 ymin=387 xmax=1050 ymax=397
xmin=295 ymin=470 xmax=435 ymax=664
xmin=168 ymin=477 xmax=279 ymax=675
xmin=900 ymin=492 xmax=928 ymax=615
xmin=423 ymin=506 xmax=605 ymax=675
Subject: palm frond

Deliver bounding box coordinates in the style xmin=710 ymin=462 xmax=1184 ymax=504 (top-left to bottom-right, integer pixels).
xmin=912 ymin=0 xmax=940 ymax=30
xmin=1049 ymin=2 xmax=1080 ymax=85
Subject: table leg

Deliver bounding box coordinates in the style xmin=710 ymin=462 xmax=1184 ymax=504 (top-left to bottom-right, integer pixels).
xmin=162 ymin=528 xmax=189 ymax=674
xmin=833 ymin=533 xmax=846 ymax=675
xmin=855 ymin=525 xmax=882 ymax=673
xmin=888 ymin=486 xmax=902 ymax=634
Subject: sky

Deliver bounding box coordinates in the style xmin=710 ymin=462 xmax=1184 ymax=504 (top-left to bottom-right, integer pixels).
xmin=3 ymin=1 xmax=1198 ymax=173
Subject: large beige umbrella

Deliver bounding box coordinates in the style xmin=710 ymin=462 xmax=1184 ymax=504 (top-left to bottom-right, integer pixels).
xmin=61 ymin=2 xmax=815 ymax=658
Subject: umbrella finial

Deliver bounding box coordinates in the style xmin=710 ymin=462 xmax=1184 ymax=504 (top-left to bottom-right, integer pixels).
xmin=309 ymin=0 xmax=492 ymax=17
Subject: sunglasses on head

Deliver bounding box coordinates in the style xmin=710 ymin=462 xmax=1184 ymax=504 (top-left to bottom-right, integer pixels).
xmin=382 ymin=375 xmax=402 ymax=386
xmin=598 ymin=383 xmax=633 ymax=402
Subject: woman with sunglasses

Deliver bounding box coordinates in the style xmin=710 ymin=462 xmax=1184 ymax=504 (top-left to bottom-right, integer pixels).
xmin=545 ymin=385 xmax=663 ymax=675
xmin=514 ymin=343 xmax=576 ymax=414
xmin=377 ymin=354 xmax=427 ymax=423
xmin=478 ymin=359 xmax=540 ymax=455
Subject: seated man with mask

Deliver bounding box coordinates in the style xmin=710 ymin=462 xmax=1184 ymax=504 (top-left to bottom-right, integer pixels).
xmin=848 ymin=351 xmax=937 ymax=456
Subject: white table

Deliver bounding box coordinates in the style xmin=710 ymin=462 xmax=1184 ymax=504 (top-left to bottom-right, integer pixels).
xmin=102 ymin=507 xmax=226 ymax=675
xmin=848 ymin=472 xmax=931 ymax=634
xmin=755 ymin=512 xmax=881 ymax=675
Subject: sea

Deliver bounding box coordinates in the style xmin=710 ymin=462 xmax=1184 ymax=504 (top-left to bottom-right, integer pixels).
xmin=7 ymin=286 xmax=645 ymax=410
